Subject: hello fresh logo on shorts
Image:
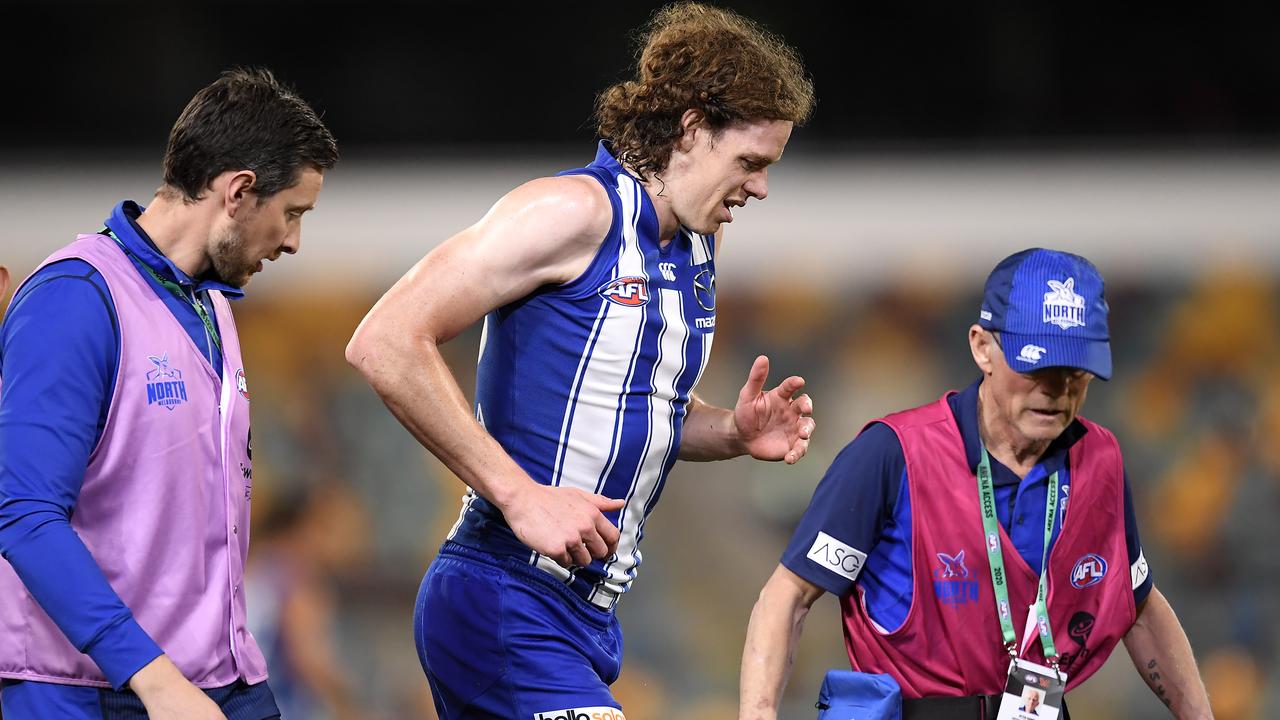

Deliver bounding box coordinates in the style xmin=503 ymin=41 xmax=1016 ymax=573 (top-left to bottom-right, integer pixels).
xmin=533 ymin=707 xmax=626 ymax=720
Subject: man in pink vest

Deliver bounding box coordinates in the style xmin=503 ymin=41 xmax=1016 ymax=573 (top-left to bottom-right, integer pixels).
xmin=0 ymin=69 xmax=337 ymax=720
xmin=740 ymin=249 xmax=1213 ymax=719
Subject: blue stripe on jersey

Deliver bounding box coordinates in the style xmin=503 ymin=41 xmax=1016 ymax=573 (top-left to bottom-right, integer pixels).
xmin=451 ymin=142 xmax=715 ymax=600
xmin=614 ymin=284 xmax=697 ymax=587
xmin=591 ymin=181 xmax=650 ymax=500
xmin=602 ymin=285 xmax=679 ymax=586
xmin=554 ymin=300 xmax=613 ymax=489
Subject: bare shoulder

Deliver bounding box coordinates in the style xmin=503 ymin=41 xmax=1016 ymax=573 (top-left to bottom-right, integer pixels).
xmin=490 ymin=174 xmax=612 ymax=248
xmin=467 ymin=174 xmax=613 ymax=285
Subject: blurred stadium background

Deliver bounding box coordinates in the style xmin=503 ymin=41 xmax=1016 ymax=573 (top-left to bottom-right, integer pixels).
xmin=2 ymin=2 xmax=1279 ymax=718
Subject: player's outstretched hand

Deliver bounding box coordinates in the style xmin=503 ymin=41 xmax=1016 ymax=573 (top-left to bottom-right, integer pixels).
xmin=503 ymin=483 xmax=625 ymax=568
xmin=733 ymin=355 xmax=815 ymax=465
xmin=130 ymin=655 xmax=228 ymax=720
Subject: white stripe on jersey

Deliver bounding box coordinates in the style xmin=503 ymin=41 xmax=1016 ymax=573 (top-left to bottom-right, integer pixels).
xmin=446 ymin=488 xmax=478 ymax=541
xmin=535 ymin=172 xmax=654 ymax=582
xmin=477 ymin=311 xmax=491 ymax=364
xmin=549 ymin=293 xmax=613 ymax=489
xmin=598 ymin=286 xmax=690 ymax=595
xmin=690 ymin=229 xmax=711 ymax=266
xmin=548 ymin=174 xmax=648 ymax=491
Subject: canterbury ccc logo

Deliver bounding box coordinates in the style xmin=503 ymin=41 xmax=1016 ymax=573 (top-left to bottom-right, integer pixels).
xmin=598 ymin=276 xmax=650 ymax=307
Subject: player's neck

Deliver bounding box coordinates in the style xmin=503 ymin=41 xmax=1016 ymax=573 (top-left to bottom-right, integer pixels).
xmin=977 ymin=384 xmax=1050 ymax=478
xmin=634 ymin=173 xmax=680 ymax=247
xmin=135 ymin=191 xmax=214 ymax=279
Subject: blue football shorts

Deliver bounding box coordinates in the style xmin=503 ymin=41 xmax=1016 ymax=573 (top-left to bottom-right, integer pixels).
xmin=414 ymin=542 xmax=627 ymax=720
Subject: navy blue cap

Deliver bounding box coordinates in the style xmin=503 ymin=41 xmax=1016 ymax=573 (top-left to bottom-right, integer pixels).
xmin=978 ymin=248 xmax=1112 ymax=380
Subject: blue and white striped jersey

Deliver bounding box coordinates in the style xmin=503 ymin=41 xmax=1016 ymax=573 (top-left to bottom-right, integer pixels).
xmin=448 ymin=142 xmax=716 ymax=605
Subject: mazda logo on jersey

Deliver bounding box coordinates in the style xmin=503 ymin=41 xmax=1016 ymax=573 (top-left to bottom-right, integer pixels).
xmin=1070 ymin=553 xmax=1108 ymax=588
xmin=693 ymin=268 xmax=715 ymax=311
xmin=598 ymin=276 xmax=650 ymax=307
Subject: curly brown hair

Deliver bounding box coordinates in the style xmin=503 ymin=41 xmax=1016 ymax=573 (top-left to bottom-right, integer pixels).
xmin=594 ymin=3 xmax=814 ymax=179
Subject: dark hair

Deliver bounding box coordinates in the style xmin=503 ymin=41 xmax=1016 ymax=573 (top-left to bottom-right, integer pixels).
xmin=163 ymin=67 xmax=338 ymax=202
xmin=595 ymin=3 xmax=814 ymax=178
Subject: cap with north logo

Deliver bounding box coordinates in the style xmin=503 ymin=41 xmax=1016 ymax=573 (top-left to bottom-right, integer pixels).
xmin=978 ymin=248 xmax=1112 ymax=380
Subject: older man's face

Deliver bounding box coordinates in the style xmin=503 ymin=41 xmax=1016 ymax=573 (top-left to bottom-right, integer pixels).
xmin=980 ymin=330 xmax=1093 ymax=444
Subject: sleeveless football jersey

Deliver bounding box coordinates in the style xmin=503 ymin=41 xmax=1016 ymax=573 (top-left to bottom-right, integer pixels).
xmin=449 ymin=142 xmax=717 ymax=607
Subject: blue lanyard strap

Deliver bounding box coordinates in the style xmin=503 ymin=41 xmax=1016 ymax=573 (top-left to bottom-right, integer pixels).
xmin=102 ymin=227 xmax=222 ymax=354
xmin=977 ymin=446 xmax=1059 ymax=661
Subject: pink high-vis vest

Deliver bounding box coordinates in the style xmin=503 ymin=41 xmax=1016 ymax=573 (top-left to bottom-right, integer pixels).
xmin=840 ymin=394 xmax=1135 ymax=698
xmin=0 ymin=233 xmax=267 ymax=688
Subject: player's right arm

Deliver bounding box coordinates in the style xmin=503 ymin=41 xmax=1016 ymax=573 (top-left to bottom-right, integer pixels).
xmin=738 ymin=423 xmax=904 ymax=719
xmin=740 ymin=565 xmax=824 ymax=720
xmin=346 ymin=174 xmax=624 ymax=567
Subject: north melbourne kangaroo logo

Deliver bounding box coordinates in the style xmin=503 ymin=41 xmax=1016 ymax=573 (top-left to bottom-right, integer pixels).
xmin=937 ymin=550 xmax=969 ymax=578
xmin=933 ymin=549 xmax=980 ymax=606
xmin=1043 ymin=277 xmax=1086 ymax=329
xmin=145 ymin=352 xmax=188 ymax=411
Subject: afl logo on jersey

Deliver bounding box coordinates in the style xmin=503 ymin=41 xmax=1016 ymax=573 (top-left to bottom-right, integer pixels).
xmin=236 ymin=368 xmax=250 ymax=401
xmin=598 ymin=276 xmax=650 ymax=307
xmin=1071 ymin=553 xmax=1108 ymax=588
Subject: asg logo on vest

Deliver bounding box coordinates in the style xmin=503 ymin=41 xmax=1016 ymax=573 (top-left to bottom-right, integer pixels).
xmin=145 ymin=352 xmax=188 ymax=411
xmin=1070 ymin=553 xmax=1108 ymax=588
xmin=533 ymin=707 xmax=626 ymax=720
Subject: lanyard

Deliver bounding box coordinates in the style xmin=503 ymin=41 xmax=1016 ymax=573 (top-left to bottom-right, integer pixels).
xmin=103 ymin=227 xmax=222 ymax=354
xmin=977 ymin=446 xmax=1059 ymax=663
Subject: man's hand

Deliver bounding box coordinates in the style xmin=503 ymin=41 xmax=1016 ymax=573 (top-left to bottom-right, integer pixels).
xmin=734 ymin=355 xmax=815 ymax=465
xmin=500 ymin=483 xmax=625 ymax=567
xmin=129 ymin=655 xmax=227 ymax=720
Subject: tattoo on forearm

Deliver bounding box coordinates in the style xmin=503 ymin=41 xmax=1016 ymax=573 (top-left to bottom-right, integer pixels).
xmin=1146 ymin=659 xmax=1173 ymax=707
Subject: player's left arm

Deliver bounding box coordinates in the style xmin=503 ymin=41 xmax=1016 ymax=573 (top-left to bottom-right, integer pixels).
xmin=1122 ymin=586 xmax=1212 ymax=719
xmin=679 ymin=355 xmax=814 ymax=463
xmin=1118 ymin=469 xmax=1212 ymax=718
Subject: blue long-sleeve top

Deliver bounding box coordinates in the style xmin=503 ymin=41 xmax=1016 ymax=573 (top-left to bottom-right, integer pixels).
xmin=0 ymin=201 xmax=241 ymax=689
